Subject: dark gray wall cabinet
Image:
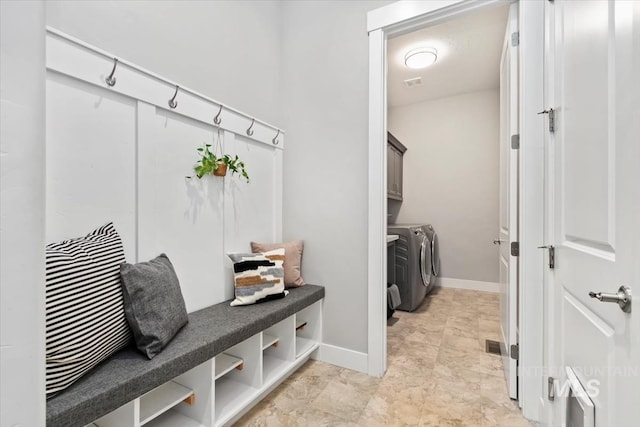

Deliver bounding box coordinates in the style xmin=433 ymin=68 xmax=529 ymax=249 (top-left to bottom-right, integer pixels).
xmin=387 ymin=132 xmax=407 ymax=200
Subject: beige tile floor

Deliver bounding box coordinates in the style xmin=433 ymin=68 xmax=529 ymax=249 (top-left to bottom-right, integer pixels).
xmin=236 ymin=287 xmax=531 ymax=426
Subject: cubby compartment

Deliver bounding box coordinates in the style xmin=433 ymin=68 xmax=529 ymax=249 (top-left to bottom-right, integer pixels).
xmin=262 ymin=317 xmax=295 ymax=387
xmin=262 ymin=333 xmax=280 ymax=350
xmin=214 ymin=335 xmax=261 ymax=427
xmin=92 ymin=361 xmax=213 ymax=427
xmin=140 ymin=381 xmax=193 ymax=425
xmin=143 ymin=410 xmax=205 ymax=427
xmin=143 ymin=361 xmax=213 ymax=427
xmin=294 ymin=300 xmax=322 ymax=358
xmin=92 ymin=400 xmax=137 ymax=427
xmin=214 ymin=353 xmax=244 ymax=380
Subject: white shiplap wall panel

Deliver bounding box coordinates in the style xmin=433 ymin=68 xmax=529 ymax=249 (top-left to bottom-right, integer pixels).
xmin=222 ymin=133 xmax=282 ymax=301
xmin=46 ymin=31 xmax=284 ymax=312
xmin=46 ymin=72 xmax=137 ymax=261
xmin=137 ymin=104 xmax=226 ymax=311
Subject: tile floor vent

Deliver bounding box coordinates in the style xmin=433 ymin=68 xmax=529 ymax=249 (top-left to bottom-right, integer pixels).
xmin=485 ymin=339 xmax=502 ymax=355
xmin=403 ymin=77 xmax=423 ymax=88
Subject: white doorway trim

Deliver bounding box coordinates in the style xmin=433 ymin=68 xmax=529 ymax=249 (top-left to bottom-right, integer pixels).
xmin=515 ymin=1 xmax=545 ymax=420
xmin=366 ymin=0 xmax=545 ymax=422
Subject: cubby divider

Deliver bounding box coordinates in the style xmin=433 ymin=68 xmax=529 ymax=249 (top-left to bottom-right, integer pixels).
xmin=214 ymin=334 xmax=262 ymax=426
xmin=167 ymin=361 xmax=213 ymax=426
xmin=262 ymin=317 xmax=295 ymax=387
xmin=294 ymin=300 xmax=322 ymax=359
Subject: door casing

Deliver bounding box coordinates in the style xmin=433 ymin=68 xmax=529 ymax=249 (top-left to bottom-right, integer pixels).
xmin=498 ymin=1 xmax=519 ymax=400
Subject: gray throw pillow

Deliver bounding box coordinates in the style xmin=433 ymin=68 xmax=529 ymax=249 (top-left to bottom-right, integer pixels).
xmin=120 ymin=254 xmax=188 ymax=359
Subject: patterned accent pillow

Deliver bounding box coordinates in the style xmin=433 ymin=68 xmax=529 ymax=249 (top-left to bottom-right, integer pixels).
xmin=45 ymin=223 xmax=131 ymax=397
xmin=250 ymin=240 xmax=305 ymax=288
xmin=228 ymin=248 xmax=288 ymax=306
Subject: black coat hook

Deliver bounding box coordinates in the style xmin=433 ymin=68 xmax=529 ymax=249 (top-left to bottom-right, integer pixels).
xmin=214 ymin=104 xmax=223 ymax=125
xmin=105 ymin=58 xmax=118 ymax=87
xmin=168 ymin=85 xmax=179 ymax=109
xmin=246 ymin=118 xmax=255 ymax=136
xmin=272 ymin=129 xmax=280 ymax=145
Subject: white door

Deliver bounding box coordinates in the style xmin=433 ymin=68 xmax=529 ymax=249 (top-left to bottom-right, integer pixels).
xmin=548 ymin=1 xmax=640 ymax=426
xmin=498 ymin=2 xmax=519 ymax=401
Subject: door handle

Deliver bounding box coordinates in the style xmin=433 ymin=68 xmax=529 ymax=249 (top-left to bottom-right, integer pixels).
xmin=589 ymin=286 xmax=632 ymax=313
xmin=493 ymin=239 xmax=505 ymax=245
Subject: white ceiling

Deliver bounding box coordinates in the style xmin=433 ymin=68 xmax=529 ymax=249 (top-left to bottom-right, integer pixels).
xmin=387 ymin=4 xmax=509 ymax=107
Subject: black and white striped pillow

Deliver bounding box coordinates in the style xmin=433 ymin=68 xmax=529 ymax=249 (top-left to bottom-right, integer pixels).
xmin=46 ymin=222 xmax=131 ymax=397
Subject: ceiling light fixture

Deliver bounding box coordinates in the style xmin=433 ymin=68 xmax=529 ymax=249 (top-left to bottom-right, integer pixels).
xmin=404 ymin=47 xmax=438 ymax=69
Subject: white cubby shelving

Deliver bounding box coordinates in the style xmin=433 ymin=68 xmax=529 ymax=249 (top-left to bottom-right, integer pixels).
xmin=91 ymin=301 xmax=322 ymax=427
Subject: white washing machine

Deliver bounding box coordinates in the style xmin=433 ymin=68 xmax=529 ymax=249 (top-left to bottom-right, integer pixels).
xmin=387 ymin=224 xmax=437 ymax=311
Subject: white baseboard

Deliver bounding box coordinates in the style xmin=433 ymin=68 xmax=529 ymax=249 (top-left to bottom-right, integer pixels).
xmin=314 ymin=343 xmax=368 ymax=374
xmin=436 ymin=277 xmax=500 ymax=293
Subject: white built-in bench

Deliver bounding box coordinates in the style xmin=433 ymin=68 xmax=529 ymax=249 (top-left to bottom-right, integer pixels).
xmin=46 ymin=285 xmax=325 ymax=427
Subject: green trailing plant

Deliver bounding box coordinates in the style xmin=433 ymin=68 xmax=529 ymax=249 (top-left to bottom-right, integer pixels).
xmin=191 ymin=144 xmax=250 ymax=182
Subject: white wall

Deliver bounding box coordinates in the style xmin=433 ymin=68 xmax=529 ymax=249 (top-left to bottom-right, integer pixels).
xmin=0 ymin=1 xmax=46 ymax=425
xmin=389 ymin=89 xmax=500 ymax=284
xmin=45 ymin=0 xmax=284 ymax=127
xmin=281 ymin=0 xmax=393 ymax=358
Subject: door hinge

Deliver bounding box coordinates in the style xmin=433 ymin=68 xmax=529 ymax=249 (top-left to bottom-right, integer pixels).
xmin=511 ymin=241 xmax=519 ymax=257
xmin=538 ymin=108 xmax=555 ymax=132
xmin=511 ymin=134 xmax=520 ymax=149
xmin=511 ymin=31 xmax=520 ymax=47
xmin=510 ymin=344 xmax=519 ymax=360
xmin=548 ymin=377 xmax=555 ymax=400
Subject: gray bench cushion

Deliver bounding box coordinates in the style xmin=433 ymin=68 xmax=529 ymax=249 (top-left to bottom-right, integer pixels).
xmin=46 ymin=284 xmax=325 ymax=427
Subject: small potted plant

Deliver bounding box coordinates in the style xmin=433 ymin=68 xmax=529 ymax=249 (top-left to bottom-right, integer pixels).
xmin=191 ymin=144 xmax=249 ymax=182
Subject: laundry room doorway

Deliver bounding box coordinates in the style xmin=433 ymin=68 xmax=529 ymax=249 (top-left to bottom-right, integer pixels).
xmin=367 ymin=0 xmax=545 ymax=422
xmin=382 ymin=0 xmax=519 ymax=398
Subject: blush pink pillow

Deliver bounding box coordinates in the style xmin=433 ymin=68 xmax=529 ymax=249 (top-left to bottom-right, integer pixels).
xmin=250 ymin=240 xmax=305 ymax=288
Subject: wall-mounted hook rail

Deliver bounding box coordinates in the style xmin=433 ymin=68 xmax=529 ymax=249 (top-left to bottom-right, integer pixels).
xmin=213 ymin=104 xmax=223 ymax=125
xmin=168 ymin=85 xmax=179 ymax=109
xmin=246 ymin=118 xmax=255 ymax=136
xmin=105 ymin=57 xmax=118 ymax=87
xmin=48 ymin=28 xmax=286 ymax=146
